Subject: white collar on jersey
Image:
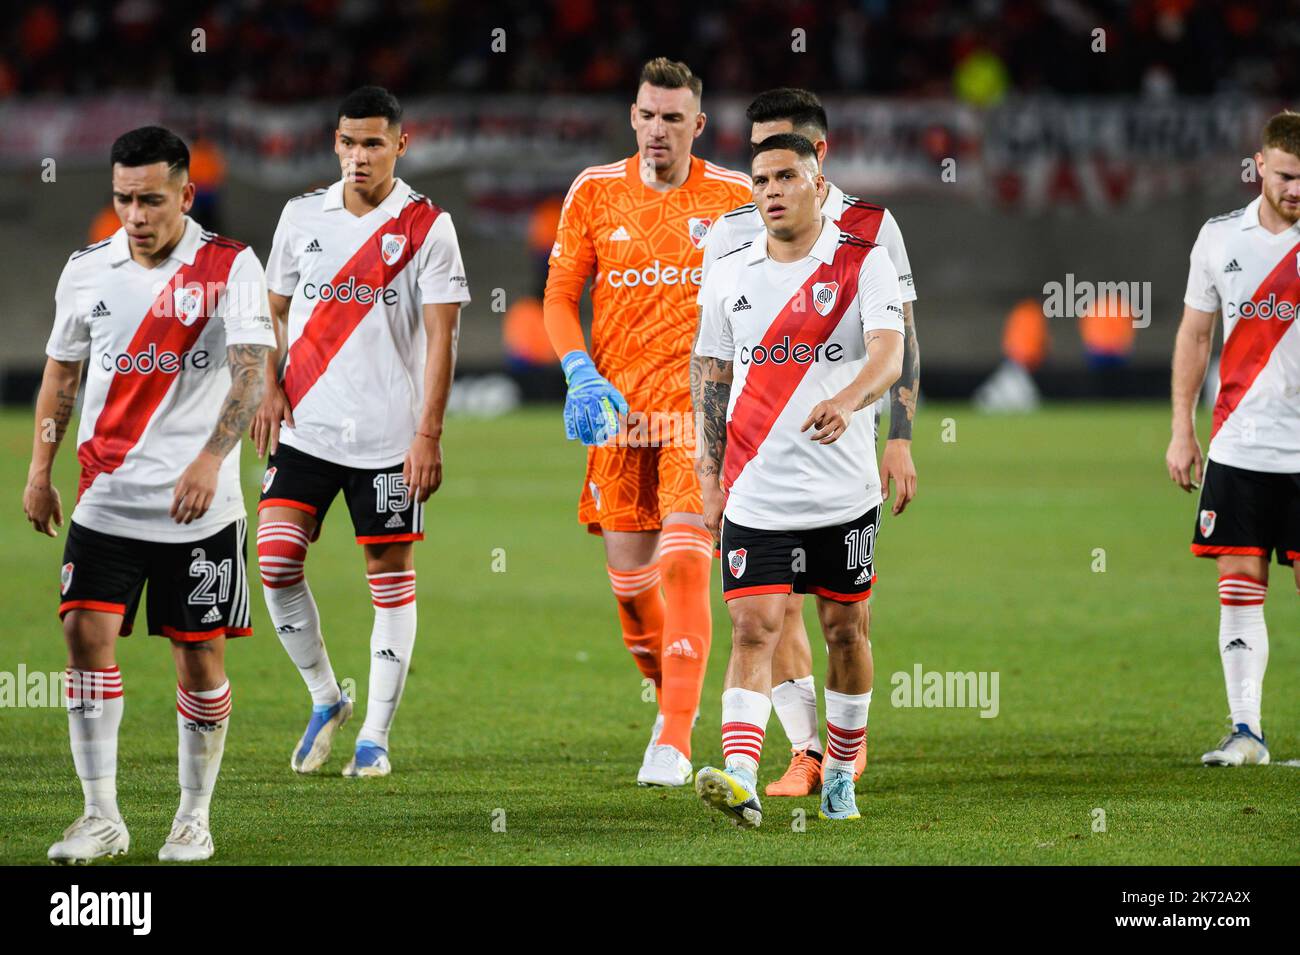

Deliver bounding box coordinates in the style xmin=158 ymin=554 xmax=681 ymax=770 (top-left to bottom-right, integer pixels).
xmin=1239 ymin=194 xmax=1300 ymax=235
xmin=321 ymin=177 xmax=412 ymax=218
xmin=106 ymin=215 xmax=204 ymax=267
xmin=745 ymin=213 xmax=840 ymax=266
xmin=822 ymin=181 xmax=847 ymax=220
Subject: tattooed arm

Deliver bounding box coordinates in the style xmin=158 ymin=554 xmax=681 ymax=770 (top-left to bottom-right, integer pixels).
xmin=171 ymin=343 xmax=271 ymax=524
xmin=879 ymin=300 xmax=921 ymax=514
xmin=802 ymin=329 xmax=904 ymax=445
xmin=23 ymin=357 xmax=84 ymax=537
xmin=696 ymin=356 xmax=733 ymax=538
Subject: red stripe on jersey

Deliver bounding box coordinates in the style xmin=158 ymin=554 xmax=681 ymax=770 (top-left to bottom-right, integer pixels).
xmin=282 ymin=200 xmax=441 ymax=410
xmin=837 ymin=200 xmax=885 ymax=243
xmin=1212 ymin=239 xmax=1300 ymax=438
xmin=76 ymin=239 xmax=245 ymax=500
xmin=722 ymin=239 xmax=874 ymax=492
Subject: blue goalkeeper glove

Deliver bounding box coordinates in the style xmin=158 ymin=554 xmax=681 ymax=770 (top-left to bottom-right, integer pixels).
xmin=561 ymin=350 xmax=628 ymax=446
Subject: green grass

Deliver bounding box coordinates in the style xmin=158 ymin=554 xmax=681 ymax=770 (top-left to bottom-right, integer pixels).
xmin=0 ymin=403 xmax=1297 ymax=865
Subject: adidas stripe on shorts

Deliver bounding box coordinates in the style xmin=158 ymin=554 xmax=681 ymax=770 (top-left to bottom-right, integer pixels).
xmin=258 ymin=441 xmax=424 ymax=545
xmin=719 ymin=506 xmax=880 ymax=603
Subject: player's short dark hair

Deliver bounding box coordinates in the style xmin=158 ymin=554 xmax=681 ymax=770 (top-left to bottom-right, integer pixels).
xmin=745 ymin=88 xmax=829 ymax=140
xmin=1263 ymin=110 xmax=1300 ymax=157
xmin=638 ymin=57 xmax=703 ymax=101
xmin=752 ymin=132 xmax=819 ymax=164
xmin=338 ymin=85 xmax=403 ymax=126
xmin=109 ymin=126 xmax=189 ymax=176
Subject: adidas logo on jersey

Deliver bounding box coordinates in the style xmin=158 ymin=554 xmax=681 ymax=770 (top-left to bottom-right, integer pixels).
xmin=854 ymin=568 xmax=872 ymax=586
xmin=1224 ymin=259 xmax=1241 ymax=273
xmin=384 ymin=513 xmax=405 ymax=528
xmin=608 ymin=225 xmax=631 ymax=241
xmin=732 ymin=295 xmax=752 ymax=312
xmin=200 ymin=607 xmax=222 ymax=624
xmin=91 ymin=300 xmax=111 ymax=317
xmin=304 ymin=238 xmax=322 ymax=252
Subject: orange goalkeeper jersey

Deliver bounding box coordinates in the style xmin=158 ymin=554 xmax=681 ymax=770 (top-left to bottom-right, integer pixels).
xmin=546 ymin=155 xmax=751 ymax=428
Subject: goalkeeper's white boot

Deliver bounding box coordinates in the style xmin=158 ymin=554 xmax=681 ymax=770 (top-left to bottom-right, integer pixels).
xmin=158 ymin=814 xmax=214 ymax=862
xmin=1202 ymin=723 xmax=1270 ymax=766
xmin=48 ymin=815 xmax=130 ymax=864
xmin=641 ymin=711 xmax=665 ymax=767
xmin=638 ymin=744 xmax=693 ymax=787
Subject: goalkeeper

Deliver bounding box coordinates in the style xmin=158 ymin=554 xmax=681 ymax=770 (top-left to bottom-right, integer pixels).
xmin=541 ymin=57 xmax=751 ymax=788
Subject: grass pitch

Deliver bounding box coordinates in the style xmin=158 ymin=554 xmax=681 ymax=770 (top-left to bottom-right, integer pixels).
xmin=0 ymin=403 xmax=1296 ymax=865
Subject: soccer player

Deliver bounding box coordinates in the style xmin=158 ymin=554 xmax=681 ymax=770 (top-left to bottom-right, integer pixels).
xmin=693 ymin=133 xmax=904 ymax=827
xmin=543 ymin=58 xmax=751 ymax=786
xmin=23 ymin=126 xmax=274 ymax=862
xmin=250 ymin=87 xmax=469 ymax=778
xmin=1166 ymin=110 xmax=1300 ymax=767
xmin=698 ymin=88 xmax=921 ymax=796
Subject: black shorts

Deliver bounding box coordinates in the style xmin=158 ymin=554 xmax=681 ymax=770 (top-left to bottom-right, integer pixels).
xmin=258 ymin=442 xmax=424 ymax=544
xmin=1192 ymin=459 xmax=1300 ymax=565
xmin=59 ymin=519 xmax=251 ymax=641
xmin=719 ymin=507 xmax=880 ymax=603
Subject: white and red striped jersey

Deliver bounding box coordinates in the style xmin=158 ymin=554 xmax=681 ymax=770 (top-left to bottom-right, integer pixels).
xmin=266 ymin=178 xmax=471 ymax=469
xmin=695 ymin=216 xmax=905 ymax=530
xmin=702 ymin=182 xmax=916 ymax=303
xmin=47 ymin=218 xmax=276 ymax=542
xmin=1184 ymin=195 xmax=1300 ymax=473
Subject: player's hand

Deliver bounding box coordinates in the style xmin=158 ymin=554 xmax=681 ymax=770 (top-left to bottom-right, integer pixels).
xmin=880 ymin=438 xmax=917 ymax=515
xmin=1166 ymin=430 xmax=1204 ymax=492
xmin=23 ymin=479 xmax=63 ymax=537
xmin=404 ymin=433 xmax=442 ymax=503
xmin=701 ymin=477 xmax=726 ymax=540
xmin=801 ymin=396 xmax=855 ymax=445
xmin=250 ymin=381 xmax=295 ymax=458
xmin=172 ymin=452 xmax=221 ymax=524
xmin=561 ymin=350 xmax=628 ymax=446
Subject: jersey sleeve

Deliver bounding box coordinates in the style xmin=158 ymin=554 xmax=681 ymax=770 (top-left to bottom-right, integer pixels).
xmin=548 ymin=175 xmax=598 ymax=280
xmin=875 ymin=209 xmax=917 ymax=303
xmin=694 ymin=266 xmax=734 ymax=360
xmin=220 ymin=248 xmax=277 ymax=347
xmin=857 ymin=246 xmax=906 ymax=335
xmin=1184 ymin=222 xmax=1220 ymax=312
xmin=418 ymin=213 xmax=472 ymax=305
xmin=264 ymin=203 xmax=299 ymax=298
xmin=46 ymin=258 xmax=90 ymax=361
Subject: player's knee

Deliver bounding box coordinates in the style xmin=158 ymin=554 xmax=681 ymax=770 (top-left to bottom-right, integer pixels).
xmin=61 ymin=612 xmax=116 ymax=667
xmin=256 ymin=519 xmax=311 ymax=589
xmin=729 ymin=607 xmax=782 ymax=652
xmin=822 ymin=616 xmax=867 ymax=652
xmin=171 ymin=639 xmax=225 ymax=690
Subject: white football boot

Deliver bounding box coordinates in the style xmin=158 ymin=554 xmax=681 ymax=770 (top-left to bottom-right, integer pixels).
xmin=637 ymin=744 xmax=693 ymax=786
xmin=48 ymin=815 xmax=130 ymax=864
xmin=158 ymin=814 xmax=215 ymax=862
xmin=1202 ymin=723 xmax=1270 ymax=766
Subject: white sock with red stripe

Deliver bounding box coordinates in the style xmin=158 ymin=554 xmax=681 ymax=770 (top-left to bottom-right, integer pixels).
xmin=66 ymin=666 xmax=124 ymax=822
xmin=258 ymin=521 xmax=340 ymax=707
xmin=357 ymin=571 xmax=418 ymax=751
xmin=823 ymin=688 xmax=871 ymax=775
xmin=1218 ymin=575 xmax=1268 ymax=737
xmin=772 ymin=675 xmax=821 ymax=753
xmin=721 ymin=686 xmax=770 ymax=778
xmin=176 ymin=682 xmax=232 ymax=822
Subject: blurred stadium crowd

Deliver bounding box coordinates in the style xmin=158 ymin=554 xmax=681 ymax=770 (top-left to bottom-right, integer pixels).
xmin=3 ymin=0 xmax=1295 ymax=103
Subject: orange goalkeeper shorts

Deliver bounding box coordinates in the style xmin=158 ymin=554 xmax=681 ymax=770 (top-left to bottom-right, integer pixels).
xmin=578 ymin=442 xmax=702 ymax=534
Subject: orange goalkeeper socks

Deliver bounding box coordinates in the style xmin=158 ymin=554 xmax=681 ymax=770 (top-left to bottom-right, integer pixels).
xmin=656 ymin=524 xmax=715 ymax=758
xmin=607 ymin=564 xmax=665 ymax=692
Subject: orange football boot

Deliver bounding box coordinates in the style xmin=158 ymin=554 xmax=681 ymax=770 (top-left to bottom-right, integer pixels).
xmin=764 ymin=748 xmax=823 ymax=797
